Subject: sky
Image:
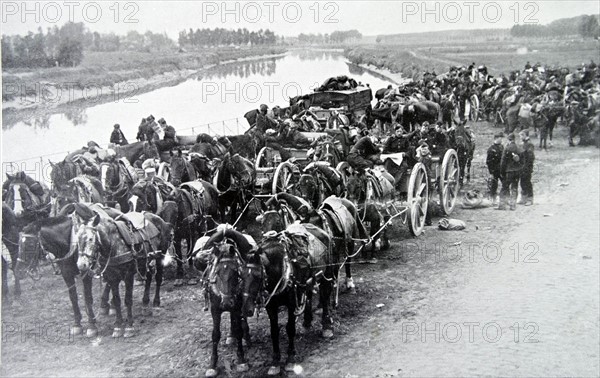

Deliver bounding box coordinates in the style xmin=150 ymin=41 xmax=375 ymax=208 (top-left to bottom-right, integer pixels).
xmin=1 ymin=1 xmax=599 ymax=39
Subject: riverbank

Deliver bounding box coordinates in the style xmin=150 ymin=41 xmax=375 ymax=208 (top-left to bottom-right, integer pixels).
xmin=2 ymin=47 xmax=287 ymax=126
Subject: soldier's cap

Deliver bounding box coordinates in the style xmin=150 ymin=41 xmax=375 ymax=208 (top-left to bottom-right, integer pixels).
xmin=519 ymin=130 xmax=530 ymax=140
xmin=418 ymin=139 xmax=428 ymax=147
xmin=87 ymin=141 xmax=100 ymax=148
xmin=260 ymin=104 xmax=268 ymax=111
xmin=494 ymin=132 xmax=504 ymax=138
xmin=422 ymin=121 xmax=430 ymax=126
xmin=507 ymin=133 xmax=515 ymax=141
xmin=114 ymin=124 xmax=120 ymax=128
xmin=158 ymin=118 xmax=166 ymax=124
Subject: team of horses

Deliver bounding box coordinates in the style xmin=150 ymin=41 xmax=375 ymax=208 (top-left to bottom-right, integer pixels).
xmin=3 ymin=61 xmax=599 ymax=376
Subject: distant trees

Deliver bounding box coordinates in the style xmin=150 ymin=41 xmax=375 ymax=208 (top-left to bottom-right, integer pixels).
xmin=178 ymin=28 xmax=278 ymax=47
xmin=297 ymin=30 xmax=363 ymax=45
xmin=511 ymin=14 xmax=599 ymax=39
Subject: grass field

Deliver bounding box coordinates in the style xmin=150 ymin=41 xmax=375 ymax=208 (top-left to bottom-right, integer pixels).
xmin=346 ymin=38 xmax=599 ymax=80
xmin=2 ymin=46 xmax=286 ymax=101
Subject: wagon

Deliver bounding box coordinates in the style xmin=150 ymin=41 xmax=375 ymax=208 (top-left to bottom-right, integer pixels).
xmin=301 ymin=87 xmax=373 ymax=128
xmin=336 ymin=148 xmax=460 ymax=237
xmin=254 ymin=132 xmax=328 ymax=196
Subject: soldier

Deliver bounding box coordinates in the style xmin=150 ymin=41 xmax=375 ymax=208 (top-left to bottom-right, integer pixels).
xmin=518 ymin=129 xmax=535 ymax=206
xmin=347 ymin=134 xmax=381 ymax=171
xmin=486 ymin=132 xmax=504 ymax=206
xmin=497 ymin=133 xmax=523 ymax=210
xmin=110 ymin=124 xmax=128 ymax=145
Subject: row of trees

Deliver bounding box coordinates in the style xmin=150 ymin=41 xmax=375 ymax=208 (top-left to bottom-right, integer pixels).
xmin=178 ymin=28 xmax=278 ymax=47
xmin=1 ymin=22 xmax=176 ymax=68
xmin=297 ymin=30 xmax=363 ymax=44
xmin=511 ymin=14 xmax=599 ymax=39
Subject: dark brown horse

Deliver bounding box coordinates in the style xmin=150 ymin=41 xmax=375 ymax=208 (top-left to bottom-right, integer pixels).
xmin=296 ymin=162 xmax=345 ymax=208
xmin=242 ymin=224 xmax=336 ymax=375
xmin=75 ymin=209 xmax=172 ymax=337
xmin=214 ymin=153 xmax=255 ymax=224
xmin=99 ymin=158 xmax=138 ymax=212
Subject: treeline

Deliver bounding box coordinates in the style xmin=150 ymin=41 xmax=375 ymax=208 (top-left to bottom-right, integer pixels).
xmin=297 ymin=29 xmax=363 ymax=44
xmin=511 ymin=14 xmax=599 ymax=39
xmin=178 ymin=28 xmax=278 ymax=47
xmin=1 ymin=22 xmax=176 ymax=68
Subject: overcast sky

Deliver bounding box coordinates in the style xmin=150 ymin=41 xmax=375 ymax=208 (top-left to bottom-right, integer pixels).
xmin=2 ymin=1 xmax=599 ymax=39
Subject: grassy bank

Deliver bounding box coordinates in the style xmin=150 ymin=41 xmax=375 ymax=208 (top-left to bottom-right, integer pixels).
xmin=2 ymin=46 xmax=287 ymax=103
xmin=345 ymin=39 xmax=599 ymax=80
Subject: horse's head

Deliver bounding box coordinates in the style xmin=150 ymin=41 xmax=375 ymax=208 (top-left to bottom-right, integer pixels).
xmin=3 ymin=173 xmax=36 ymax=218
xmin=50 ymin=160 xmax=78 ymax=193
xmin=241 ymin=251 xmax=266 ymax=317
xmin=99 ymin=161 xmax=119 ymax=191
xmin=209 ymin=238 xmax=245 ymax=311
xmin=297 ymin=173 xmax=317 ymax=204
xmin=169 ymin=149 xmax=186 ymax=186
xmin=225 ymin=154 xmax=254 ymax=189
xmin=257 ymin=209 xmax=286 ymax=234
xmin=75 ymin=214 xmax=103 ymax=272
xmin=128 ymin=181 xmax=157 ymax=213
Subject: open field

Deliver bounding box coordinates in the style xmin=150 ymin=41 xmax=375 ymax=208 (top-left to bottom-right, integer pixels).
xmin=346 ymin=38 xmax=599 ymax=80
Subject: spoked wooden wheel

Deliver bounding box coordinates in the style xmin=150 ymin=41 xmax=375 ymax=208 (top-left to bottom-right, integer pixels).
xmin=272 ymin=161 xmax=299 ymax=194
xmin=256 ymin=147 xmax=280 ymax=169
xmin=440 ymin=149 xmax=460 ymax=215
xmin=407 ymin=162 xmax=429 ymax=237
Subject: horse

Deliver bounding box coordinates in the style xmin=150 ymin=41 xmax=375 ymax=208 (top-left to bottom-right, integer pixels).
xmin=193 ymin=227 xmax=253 ymax=377
xmin=344 ymin=168 xmax=393 ymax=257
xmin=2 ymin=203 xmax=22 ymax=303
xmin=99 ymin=158 xmax=138 ymax=211
xmin=214 ymin=153 xmax=255 ymax=224
xmin=296 ymin=162 xmax=345 ymax=208
xmin=310 ymin=136 xmax=344 ymax=167
xmin=3 ymin=171 xmax=51 ymax=230
xmin=534 ymin=103 xmax=564 ymax=150
xmin=75 ymin=209 xmax=172 ymax=337
xmin=168 ymin=149 xmax=197 ymax=186
xmin=111 ymin=141 xmax=160 ymax=165
xmin=448 ymin=123 xmax=475 ymax=185
xmin=171 ymin=180 xmax=221 ymax=286
xmin=19 ymin=203 xmax=100 ymax=337
xmin=49 ymin=159 xmax=81 ymax=194
xmin=242 ymin=224 xmax=336 ymax=375
xmin=189 ymin=153 xmax=217 ymax=182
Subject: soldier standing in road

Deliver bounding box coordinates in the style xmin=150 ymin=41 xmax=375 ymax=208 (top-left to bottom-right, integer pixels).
xmin=518 ymin=129 xmax=535 ymax=206
xmin=498 ymin=133 xmax=523 ymax=210
xmin=486 ymin=132 xmax=504 ymax=206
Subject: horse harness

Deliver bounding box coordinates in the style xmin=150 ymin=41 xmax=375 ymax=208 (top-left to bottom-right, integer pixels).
xmin=203 ymin=240 xmax=246 ymax=310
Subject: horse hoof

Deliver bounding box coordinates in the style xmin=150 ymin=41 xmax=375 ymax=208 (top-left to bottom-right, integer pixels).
xmin=225 ymin=336 xmax=235 ymax=345
xmin=285 ymin=363 xmax=303 ymax=374
xmin=267 ymin=366 xmax=281 ymax=375
xmin=99 ymin=307 xmax=109 ymax=316
xmin=236 ymin=363 xmax=249 ymax=373
xmin=205 ymin=368 xmax=218 ymax=378
xmin=70 ymin=326 xmax=83 ymax=336
xmin=123 ymin=327 xmax=135 ymax=338
xmin=142 ymin=307 xmax=153 ymax=317
xmin=86 ymin=328 xmax=98 ymax=338
xmin=187 ymin=278 xmax=199 ymax=286
xmin=322 ymin=329 xmax=334 ymax=339
xmin=112 ymin=328 xmax=123 ymax=338
xmin=174 ymin=279 xmax=184 ymax=287
xmin=152 ymin=301 xmax=161 ymax=308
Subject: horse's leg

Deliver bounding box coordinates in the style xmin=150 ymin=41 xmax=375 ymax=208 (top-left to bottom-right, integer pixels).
xmin=302 ymin=285 xmax=313 ymax=330
xmin=110 ymin=279 xmax=124 ymax=338
xmin=174 ymin=232 xmax=184 ymax=286
xmin=320 ymin=279 xmax=334 ymax=339
xmin=142 ymin=258 xmax=151 ymax=307
xmin=344 ymin=240 xmax=355 ymax=293
xmin=82 ymin=273 xmax=98 ymax=337
xmin=123 ymin=266 xmax=135 ymax=338
xmin=1 ymin=257 xmax=8 ymax=305
xmin=63 ymin=271 xmax=83 ymax=336
xmin=231 ymin=310 xmax=248 ymax=372
xmin=267 ymin=304 xmax=281 ymax=375
xmin=207 ymin=306 xmax=222 ymax=377
xmin=100 ymin=283 xmax=111 ymax=315
xmin=241 ymin=316 xmax=251 ymax=346
xmin=466 ymin=154 xmax=473 ymax=183
xmin=284 ymin=305 xmax=298 ymax=371
xmin=153 ymin=254 xmax=163 ymax=307
xmin=11 ymin=258 xmax=21 ymax=298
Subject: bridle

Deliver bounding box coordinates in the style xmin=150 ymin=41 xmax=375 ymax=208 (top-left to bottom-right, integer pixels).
xmin=207 ymin=241 xmax=245 ymax=306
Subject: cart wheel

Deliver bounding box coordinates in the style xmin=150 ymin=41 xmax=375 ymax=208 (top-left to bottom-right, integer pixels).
xmin=272 ymin=161 xmax=298 ymax=194
xmin=256 ymin=147 xmax=279 ymax=169
xmin=407 ymin=163 xmax=429 ymax=237
xmin=440 ymin=149 xmax=460 ymax=215
xmin=336 ymin=161 xmax=353 ymax=188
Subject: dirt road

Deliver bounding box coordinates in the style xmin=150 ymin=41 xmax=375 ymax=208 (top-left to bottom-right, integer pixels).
xmin=2 ymin=121 xmax=599 ymax=377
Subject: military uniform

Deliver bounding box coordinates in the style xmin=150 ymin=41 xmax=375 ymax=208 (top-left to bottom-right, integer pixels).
xmin=498 ymin=135 xmax=523 ymax=210
xmin=347 ymin=136 xmax=381 ymax=171
xmin=519 ymin=136 xmax=535 ymax=205
xmin=486 ymin=135 xmax=504 ymax=203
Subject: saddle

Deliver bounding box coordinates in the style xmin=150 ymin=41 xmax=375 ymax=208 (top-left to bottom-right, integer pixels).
xmin=320 ymin=197 xmax=361 ymax=242
xmin=365 ymin=170 xmax=384 ymax=199
xmin=114 ymin=213 xmax=161 ymax=258
xmin=180 ymin=181 xmax=206 ymax=217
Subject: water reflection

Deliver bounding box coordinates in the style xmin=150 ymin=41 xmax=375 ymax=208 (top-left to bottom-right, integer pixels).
xmin=64 ymin=108 xmax=88 ymax=127
xmin=20 ymin=114 xmax=51 ymax=130
xmin=195 ymin=59 xmax=278 ymax=81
